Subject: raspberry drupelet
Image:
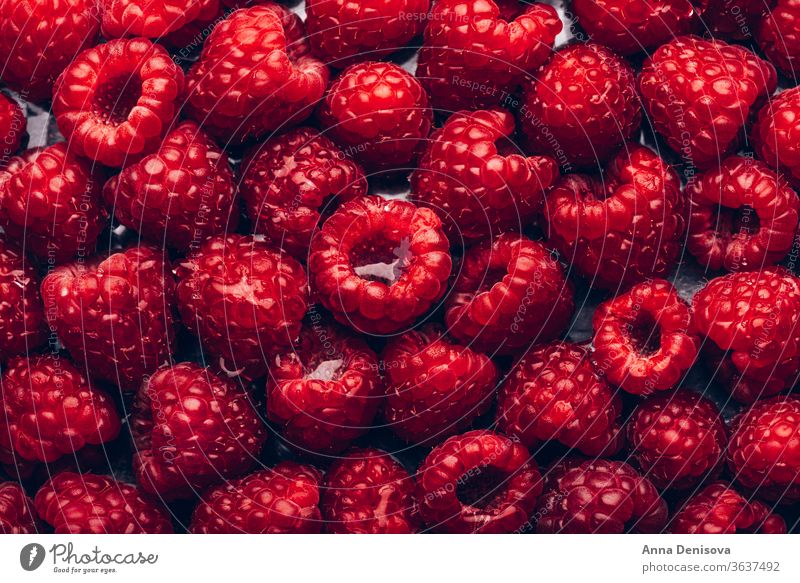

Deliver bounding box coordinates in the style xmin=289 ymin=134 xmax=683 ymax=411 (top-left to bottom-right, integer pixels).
xmin=0 ymin=241 xmax=46 ymax=362
xmin=697 ymin=0 xmax=772 ymax=40
xmin=0 ymin=93 xmax=24 ymax=165
xmin=752 ymin=85 xmax=800 ymax=189
xmin=0 ymin=481 xmax=38 ymax=534
xmin=758 ymin=0 xmax=800 ymax=78
xmin=100 ymin=0 xmax=215 ymax=39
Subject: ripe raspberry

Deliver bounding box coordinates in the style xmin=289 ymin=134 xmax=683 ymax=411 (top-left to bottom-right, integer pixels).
xmin=758 ymin=1 xmax=800 ymax=77
xmin=318 ymin=62 xmax=432 ymax=171
xmin=535 ymin=458 xmax=668 ymax=533
xmin=415 ymin=0 xmax=561 ymax=112
xmin=322 ymin=448 xmax=418 ymax=533
xmin=309 ymin=196 xmax=451 ymax=335
xmin=0 ymin=481 xmax=37 ymax=534
xmin=382 ymin=325 xmax=499 ymax=445
xmin=0 ymin=0 xmax=100 ymax=103
xmin=185 ymin=4 xmax=328 ymax=144
xmin=239 ymin=127 xmax=367 ymax=259
xmin=444 ymin=233 xmax=573 ymax=355
xmin=416 ymin=430 xmax=541 ymax=533
xmin=103 ymin=121 xmax=238 ymax=252
xmin=639 ymin=36 xmax=776 ymax=170
xmin=132 ymin=363 xmax=267 ymax=500
xmin=0 ymin=93 xmax=24 ymax=165
xmin=544 ymin=144 xmax=685 ymax=291
xmin=697 ymin=0 xmax=772 ymax=40
xmin=34 ymin=472 xmax=173 ymax=534
xmin=0 ymin=143 xmax=107 ymax=263
xmin=160 ymin=0 xmax=222 ymax=49
xmin=175 ymin=234 xmax=309 ymax=380
xmin=521 ymin=43 xmax=640 ymax=169
xmin=101 ymin=0 xmax=213 ymax=39
xmin=752 ymin=86 xmax=800 ymax=189
xmin=496 ymin=342 xmax=622 ymax=456
xmin=410 ymin=109 xmax=559 ymax=244
xmin=0 ymin=241 xmax=46 ymax=361
xmin=41 ymin=246 xmax=178 ymax=392
xmin=728 ymin=396 xmax=800 ymax=502
xmin=190 ymin=462 xmax=322 ymax=533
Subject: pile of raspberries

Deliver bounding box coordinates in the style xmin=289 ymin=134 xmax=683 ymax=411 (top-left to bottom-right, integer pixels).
xmin=2 ymin=0 xmax=800 ymax=535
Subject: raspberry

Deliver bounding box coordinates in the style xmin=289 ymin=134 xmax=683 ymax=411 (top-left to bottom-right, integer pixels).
xmin=0 ymin=481 xmax=37 ymax=534
xmin=322 ymin=448 xmax=418 ymax=533
xmin=0 ymin=0 xmax=100 ymax=103
xmin=521 ymin=43 xmax=641 ymax=169
xmin=132 ymin=363 xmax=267 ymax=500
xmin=103 ymin=121 xmax=238 ymax=252
xmin=592 ymin=279 xmax=698 ymax=395
xmin=34 ymin=472 xmax=173 ymax=534
xmin=41 ymin=246 xmax=178 ymax=392
xmin=309 ymin=196 xmax=451 ymax=335
xmin=0 ymin=143 xmax=107 ymax=263
xmin=496 ymin=342 xmax=623 ymax=456
xmin=266 ymin=319 xmax=383 ymax=455
xmin=185 ymin=4 xmax=328 ymax=144
xmin=0 ymin=241 xmax=46 ymax=361
xmin=190 ymin=462 xmax=322 ymax=533
xmin=410 ymin=109 xmax=559 ymax=244
xmin=544 ymin=144 xmax=685 ymax=291
xmin=318 ymin=62 xmax=432 ymax=171
xmin=239 ymin=127 xmax=367 ymax=259
xmin=752 ymin=86 xmax=800 ymax=189
xmin=728 ymin=396 xmax=800 ymax=502
xmin=382 ymin=325 xmax=499 ymax=445
xmin=416 ymin=430 xmax=541 ymax=533
xmin=444 ymin=233 xmax=574 ymax=355
xmin=415 ymin=0 xmax=561 ymax=112
xmin=100 ymin=0 xmax=213 ymax=39
xmin=686 ymin=156 xmax=800 ymax=271
xmin=0 ymin=93 xmax=24 ymax=165
xmin=697 ymin=0 xmax=772 ymax=40
xmin=535 ymin=458 xmax=668 ymax=533
xmin=639 ymin=36 xmax=776 ymax=171
xmin=160 ymin=0 xmax=222 ymax=49
xmin=175 ymin=234 xmax=309 ymax=380
xmin=758 ymin=1 xmax=800 ymax=77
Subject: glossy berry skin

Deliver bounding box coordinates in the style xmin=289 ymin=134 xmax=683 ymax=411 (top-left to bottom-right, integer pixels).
xmin=41 ymin=246 xmax=178 ymax=392
xmin=0 ymin=482 xmax=37 ymax=534
xmin=322 ymin=448 xmax=418 ymax=534
xmin=34 ymin=472 xmax=173 ymax=534
xmin=0 ymin=93 xmax=24 ymax=165
xmin=0 ymin=0 xmax=100 ymax=103
xmin=496 ymin=342 xmax=622 ymax=457
xmin=175 ymin=235 xmax=309 ymax=381
xmin=0 ymin=241 xmax=46 ymax=361
xmin=382 ymin=325 xmax=499 ymax=445
xmin=132 ymin=363 xmax=268 ymax=500
xmin=535 ymin=458 xmax=668 ymax=533
xmin=697 ymin=0 xmax=773 ymax=40
xmin=416 ymin=0 xmax=561 ymax=112
xmin=101 ymin=0 xmax=213 ymax=39
xmin=104 ymin=121 xmax=238 ymax=252
xmin=318 ymin=62 xmax=432 ymax=171
xmin=752 ymin=86 xmax=800 ymax=189
xmin=411 ymin=109 xmax=559 ymax=244
xmin=545 ymin=144 xmax=685 ymax=291
xmin=191 ymin=462 xmax=322 ymax=533
xmin=686 ymin=156 xmax=799 ymax=272
xmin=309 ymin=196 xmax=451 ymax=335
xmin=592 ymin=279 xmax=698 ymax=395
xmin=521 ymin=43 xmax=640 ymax=169
xmin=758 ymin=1 xmax=800 ymax=78
xmin=416 ymin=430 xmax=542 ymax=533
xmin=239 ymin=127 xmax=367 ymax=259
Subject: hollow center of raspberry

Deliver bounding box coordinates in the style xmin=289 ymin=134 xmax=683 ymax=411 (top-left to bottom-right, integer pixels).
xmin=477 ymin=267 xmax=507 ymax=293
xmin=351 ymin=237 xmax=412 ymax=286
xmin=717 ymin=205 xmax=761 ymax=238
xmin=305 ymin=358 xmax=345 ymax=381
xmin=93 ymin=74 xmax=142 ymax=124
xmin=456 ymin=466 xmax=508 ymax=511
xmin=626 ymin=312 xmax=661 ymax=356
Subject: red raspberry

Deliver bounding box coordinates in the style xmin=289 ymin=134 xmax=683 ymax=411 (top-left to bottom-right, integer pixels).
xmin=444 ymin=233 xmax=574 ymax=355
xmin=0 ymin=93 xmax=24 ymax=165
xmin=415 ymin=0 xmax=561 ymax=112
xmin=100 ymin=0 xmax=214 ymax=39
xmin=639 ymin=36 xmax=776 ymax=171
xmin=34 ymin=472 xmax=173 ymax=534
xmin=190 ymin=462 xmax=322 ymax=533
xmin=758 ymin=1 xmax=800 ymax=77
xmin=160 ymin=0 xmax=222 ymax=49
xmin=0 ymin=241 xmax=46 ymax=361
xmin=728 ymin=396 xmax=800 ymax=502
xmin=410 ymin=109 xmax=559 ymax=244
xmin=592 ymin=279 xmax=698 ymax=395
xmin=41 ymin=246 xmax=178 ymax=392
xmin=318 ymin=62 xmax=432 ymax=172
xmin=752 ymin=86 xmax=800 ymax=189
xmin=416 ymin=430 xmax=542 ymax=533
xmin=0 ymin=0 xmax=100 ymax=103
xmin=103 ymin=121 xmax=238 ymax=252
xmin=535 ymin=458 xmax=668 ymax=533
xmin=266 ymin=319 xmax=383 ymax=455
xmin=0 ymin=481 xmax=37 ymax=534
xmin=544 ymin=144 xmax=685 ymax=291
xmin=697 ymin=0 xmax=772 ymax=40
xmin=186 ymin=4 xmax=328 ymax=144
xmin=0 ymin=143 xmax=107 ymax=263
xmin=239 ymin=127 xmax=367 ymax=259
xmin=686 ymin=155 xmax=799 ymax=272
xmin=175 ymin=234 xmax=309 ymax=380
xmin=496 ymin=342 xmax=623 ymax=456
xmin=322 ymin=448 xmax=418 ymax=533
xmin=309 ymin=196 xmax=451 ymax=335
xmin=382 ymin=325 xmax=499 ymax=445
xmin=132 ymin=363 xmax=268 ymax=500
xmin=521 ymin=43 xmax=641 ymax=169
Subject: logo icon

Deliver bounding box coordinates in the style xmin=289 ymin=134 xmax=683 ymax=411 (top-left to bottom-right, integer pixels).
xmin=20 ymin=543 xmax=46 ymax=571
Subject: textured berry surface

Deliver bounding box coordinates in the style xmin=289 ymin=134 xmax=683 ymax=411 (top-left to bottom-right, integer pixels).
xmin=0 ymin=93 xmax=24 ymax=164
xmin=698 ymin=0 xmax=772 ymax=40
xmin=758 ymin=0 xmax=800 ymax=77
xmin=753 ymin=85 xmax=800 ymax=189
xmin=101 ymin=0 xmax=211 ymax=39
xmin=0 ymin=241 xmax=45 ymax=361
xmin=0 ymin=481 xmax=37 ymax=534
